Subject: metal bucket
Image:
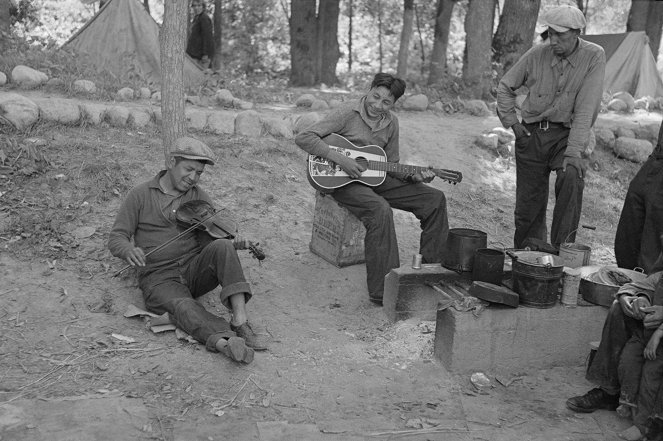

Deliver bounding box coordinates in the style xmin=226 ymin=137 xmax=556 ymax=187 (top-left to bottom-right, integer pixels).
xmin=559 ymin=243 xmax=591 ymax=268
xmin=508 ymin=251 xmax=564 ymax=308
xmin=472 ymin=248 xmax=505 ymax=285
xmin=442 ymin=228 xmax=487 ymax=272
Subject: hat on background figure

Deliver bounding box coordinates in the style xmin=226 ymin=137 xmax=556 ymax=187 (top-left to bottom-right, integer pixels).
xmin=540 ymin=5 xmax=586 ymax=32
xmin=170 ymin=137 xmax=216 ymax=165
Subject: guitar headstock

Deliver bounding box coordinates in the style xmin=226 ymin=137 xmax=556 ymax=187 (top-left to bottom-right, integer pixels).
xmin=434 ymin=169 xmax=463 ymax=185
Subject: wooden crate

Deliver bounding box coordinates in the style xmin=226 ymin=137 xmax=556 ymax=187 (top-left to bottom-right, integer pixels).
xmin=309 ymin=192 xmax=366 ymax=267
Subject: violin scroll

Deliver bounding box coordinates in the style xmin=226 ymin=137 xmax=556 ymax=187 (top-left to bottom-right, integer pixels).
xmin=233 ymin=238 xmax=266 ymax=261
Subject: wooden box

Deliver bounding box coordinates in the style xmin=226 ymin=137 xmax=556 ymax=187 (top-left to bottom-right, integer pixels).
xmin=309 ymin=192 xmax=365 ymax=267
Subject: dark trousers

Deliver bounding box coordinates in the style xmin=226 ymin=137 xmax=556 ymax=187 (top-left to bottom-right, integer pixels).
xmin=618 ymin=323 xmax=654 ymax=405
xmin=331 ymin=175 xmax=449 ymax=300
xmin=614 ymin=155 xmax=663 ymax=274
xmin=138 ymin=239 xmax=252 ymax=351
xmin=634 ymin=353 xmax=663 ymax=432
xmin=514 ymin=124 xmax=584 ymax=248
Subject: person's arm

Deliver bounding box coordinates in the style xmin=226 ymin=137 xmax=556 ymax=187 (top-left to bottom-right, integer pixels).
xmin=108 ymin=189 xmax=145 ymax=266
xmin=496 ymin=51 xmax=530 ymax=131
xmin=644 ymin=324 xmax=663 ymax=360
xmin=617 ymin=272 xmax=661 ymax=319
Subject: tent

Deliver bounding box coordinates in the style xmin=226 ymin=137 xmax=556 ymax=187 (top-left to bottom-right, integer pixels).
xmin=63 ymin=0 xmax=205 ymax=87
xmin=582 ymin=31 xmax=663 ymax=99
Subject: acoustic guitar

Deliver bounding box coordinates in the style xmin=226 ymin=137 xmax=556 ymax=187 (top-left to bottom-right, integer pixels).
xmin=306 ymin=133 xmax=463 ymax=192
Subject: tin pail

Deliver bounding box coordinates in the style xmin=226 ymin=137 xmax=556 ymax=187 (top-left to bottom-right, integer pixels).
xmin=508 ymin=250 xmax=564 ymax=308
xmin=442 ymin=228 xmax=488 ymax=272
xmin=559 ymin=243 xmax=591 ymax=268
xmin=472 ymin=248 xmax=505 ymax=285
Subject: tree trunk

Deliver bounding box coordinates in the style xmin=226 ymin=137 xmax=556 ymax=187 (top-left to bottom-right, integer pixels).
xmin=646 ymin=0 xmax=663 ymax=60
xmin=377 ymin=0 xmax=383 ymax=72
xmin=348 ymin=0 xmax=353 ymax=72
xmin=318 ymin=0 xmax=341 ymax=85
xmin=160 ymin=0 xmax=188 ymax=164
xmin=143 ymin=0 xmax=150 ymax=13
xmin=427 ymin=0 xmax=456 ymax=85
xmin=396 ymin=0 xmax=414 ymax=79
xmin=289 ymin=0 xmax=317 ymax=86
xmin=627 ymin=0 xmax=649 ymax=31
xmin=492 ymin=0 xmax=540 ymax=75
xmin=213 ymin=0 xmax=223 ymax=70
xmin=463 ymin=0 xmax=496 ymax=99
xmin=0 ymin=0 xmax=11 ymax=37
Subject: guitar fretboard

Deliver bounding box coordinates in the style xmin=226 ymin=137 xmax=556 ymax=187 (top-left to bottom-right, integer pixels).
xmin=366 ymin=160 xmax=459 ymax=181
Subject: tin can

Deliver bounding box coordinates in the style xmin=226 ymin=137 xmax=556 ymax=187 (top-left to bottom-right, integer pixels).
xmin=412 ymin=253 xmax=422 ymax=269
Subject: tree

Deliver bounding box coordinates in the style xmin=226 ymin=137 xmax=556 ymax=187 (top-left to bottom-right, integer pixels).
xmin=396 ymin=0 xmax=414 ymax=79
xmin=160 ymin=0 xmax=188 ymax=164
xmin=143 ymin=0 xmax=150 ymax=13
xmin=212 ymin=0 xmax=222 ymax=70
xmin=627 ymin=0 xmax=649 ymax=31
xmin=492 ymin=0 xmax=540 ymax=75
xmin=463 ymin=0 xmax=496 ymax=99
xmin=627 ymin=0 xmax=663 ymax=61
xmin=0 ymin=0 xmax=11 ymax=36
xmin=427 ymin=0 xmax=457 ymax=85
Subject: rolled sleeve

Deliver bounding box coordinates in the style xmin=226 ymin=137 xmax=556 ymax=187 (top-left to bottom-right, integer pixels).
xmin=616 ymin=271 xmax=662 ymax=302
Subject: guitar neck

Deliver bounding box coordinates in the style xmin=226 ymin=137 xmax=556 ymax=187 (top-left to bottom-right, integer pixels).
xmin=367 ymin=161 xmax=458 ymax=181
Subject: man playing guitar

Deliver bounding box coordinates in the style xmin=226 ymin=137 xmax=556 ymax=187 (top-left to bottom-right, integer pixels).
xmin=295 ymin=72 xmax=451 ymax=305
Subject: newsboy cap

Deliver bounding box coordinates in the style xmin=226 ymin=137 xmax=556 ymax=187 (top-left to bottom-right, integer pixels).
xmin=170 ymin=137 xmax=216 ymax=165
xmin=540 ymin=5 xmax=586 ymax=32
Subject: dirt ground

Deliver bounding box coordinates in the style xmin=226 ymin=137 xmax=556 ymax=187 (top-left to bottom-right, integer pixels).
xmin=0 ymin=96 xmax=659 ymax=440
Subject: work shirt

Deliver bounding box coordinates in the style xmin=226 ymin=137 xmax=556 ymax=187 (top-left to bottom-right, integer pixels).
xmin=617 ymin=271 xmax=663 ymax=305
xmin=496 ymin=38 xmax=606 ymax=158
xmin=107 ymin=171 xmax=213 ymax=276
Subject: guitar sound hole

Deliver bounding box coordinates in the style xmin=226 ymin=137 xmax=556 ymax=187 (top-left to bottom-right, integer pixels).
xmin=355 ymin=157 xmax=368 ymax=168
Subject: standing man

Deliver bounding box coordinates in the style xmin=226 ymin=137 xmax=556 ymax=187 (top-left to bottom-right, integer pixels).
xmin=295 ymin=73 xmax=449 ymax=305
xmin=108 ymin=137 xmax=268 ymax=363
xmin=186 ymin=0 xmax=214 ymax=69
xmin=496 ymin=5 xmax=606 ymax=249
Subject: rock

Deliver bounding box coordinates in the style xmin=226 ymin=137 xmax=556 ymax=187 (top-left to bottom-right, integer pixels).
xmin=584 ymin=128 xmax=596 ymax=157
xmin=73 ymin=80 xmax=96 ymax=94
xmin=613 ymin=91 xmax=635 ymax=112
xmin=490 ymin=127 xmax=515 ymax=145
xmin=616 ymin=126 xmax=636 ymax=139
xmin=310 ymin=99 xmax=329 ymax=111
xmin=81 ymin=102 xmax=107 ymax=125
xmin=594 ymin=127 xmax=615 ymax=151
xmin=151 ymin=91 xmax=161 ymax=102
xmin=634 ymin=97 xmax=650 ymax=110
xmin=106 ymin=106 xmax=130 ymax=127
xmin=215 ymin=89 xmax=235 ymax=107
xmin=328 ymin=99 xmax=343 ymax=109
xmin=139 ymin=87 xmax=152 ymax=100
xmin=11 ymin=65 xmax=48 ymax=88
xmin=129 ymin=109 xmax=152 ymax=128
xmin=633 ymin=122 xmax=660 ymax=144
xmin=232 ymin=98 xmax=254 ymax=110
xmin=432 ymin=101 xmax=445 ymax=112
xmin=476 ymin=133 xmax=499 ymax=150
xmin=116 ymin=87 xmax=135 ymax=100
xmin=185 ymin=95 xmax=201 ymax=106
xmin=207 ymin=112 xmax=234 ymax=134
xmin=292 ymin=112 xmax=321 ymax=134
xmin=45 ymin=78 xmax=64 ymax=89
xmin=295 ymin=94 xmax=316 ymax=107
xmin=152 ymin=108 xmax=162 ymax=125
xmin=464 ymin=99 xmax=490 ymax=116
xmin=607 ymin=98 xmax=628 ymax=112
xmin=402 ymin=94 xmax=429 ymax=111
xmin=186 ymin=108 xmax=208 ymax=130
xmin=234 ymin=110 xmax=262 ymax=137
xmin=35 ymin=98 xmax=81 ymax=125
xmin=0 ymin=93 xmax=39 ymax=130
xmin=613 ymin=137 xmax=653 ymax=163
xmin=0 ymin=72 xmax=6 ymax=86
xmin=263 ymin=117 xmax=294 ymax=139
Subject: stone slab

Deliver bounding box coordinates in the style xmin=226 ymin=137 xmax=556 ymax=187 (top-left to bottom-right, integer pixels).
xmin=434 ymin=302 xmax=609 ymax=373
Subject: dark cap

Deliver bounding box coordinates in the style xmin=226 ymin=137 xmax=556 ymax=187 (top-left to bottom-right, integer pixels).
xmin=170 ymin=137 xmax=216 ymax=165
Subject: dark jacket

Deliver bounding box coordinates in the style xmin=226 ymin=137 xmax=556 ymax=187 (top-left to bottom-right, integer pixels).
xmin=186 ymin=12 xmax=214 ymax=60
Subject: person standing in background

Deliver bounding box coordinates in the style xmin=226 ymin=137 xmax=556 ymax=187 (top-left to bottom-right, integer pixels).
xmin=186 ymin=0 xmax=214 ymax=69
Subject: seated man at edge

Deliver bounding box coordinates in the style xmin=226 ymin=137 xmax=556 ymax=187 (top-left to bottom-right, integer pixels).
xmin=108 ymin=137 xmax=267 ymax=363
xmin=295 ymin=72 xmax=449 ymax=305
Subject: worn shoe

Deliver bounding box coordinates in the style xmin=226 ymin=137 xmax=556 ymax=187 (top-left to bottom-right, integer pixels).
xmin=231 ymin=322 xmax=269 ymax=351
xmin=219 ymin=337 xmax=254 ymax=364
xmin=566 ymin=388 xmax=619 ymax=413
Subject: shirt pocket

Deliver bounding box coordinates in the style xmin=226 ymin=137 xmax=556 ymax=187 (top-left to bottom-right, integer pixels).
xmin=527 ymin=93 xmax=554 ymax=114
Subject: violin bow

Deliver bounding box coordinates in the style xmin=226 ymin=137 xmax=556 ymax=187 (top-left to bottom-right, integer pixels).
xmin=112 ymin=209 xmax=224 ymax=278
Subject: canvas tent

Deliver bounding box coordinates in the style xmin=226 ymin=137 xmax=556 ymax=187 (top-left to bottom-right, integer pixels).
xmin=63 ymin=0 xmax=204 ymax=87
xmin=582 ymin=31 xmax=663 ymax=99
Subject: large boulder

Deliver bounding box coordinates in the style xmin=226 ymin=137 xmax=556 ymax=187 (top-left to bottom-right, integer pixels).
xmin=490 ymin=127 xmax=515 ymax=145
xmin=234 ymin=110 xmax=262 ymax=137
xmin=615 ymin=126 xmax=636 ymax=139
xmin=129 ymin=109 xmax=152 ymax=128
xmin=138 ymin=87 xmax=152 ymax=100
xmin=207 ymin=112 xmax=234 ymax=134
xmin=215 ymin=89 xmax=235 ymax=107
xmin=73 ymin=80 xmax=96 ymax=94
xmin=11 ymin=65 xmax=48 ymax=89
xmin=263 ymin=117 xmax=294 ymax=139
xmin=295 ymin=94 xmax=316 ymax=107
xmin=106 ymin=106 xmax=130 ymax=127
xmin=292 ymin=112 xmax=321 ymax=134
xmin=116 ymin=87 xmax=134 ymax=101
xmin=35 ymin=98 xmax=81 ymax=125
xmin=613 ymin=137 xmax=653 ymax=163
xmin=594 ymin=127 xmax=615 ymax=151
xmin=607 ymin=98 xmax=628 ymax=113
xmin=464 ymin=99 xmax=490 ymax=116
xmin=185 ymin=108 xmax=208 ymax=130
xmin=613 ymin=91 xmax=635 ymax=112
xmin=401 ymin=94 xmax=429 ymax=111
xmin=475 ymin=133 xmax=499 ymax=150
xmin=81 ymin=102 xmax=107 ymax=125
xmin=0 ymin=93 xmax=39 ymax=130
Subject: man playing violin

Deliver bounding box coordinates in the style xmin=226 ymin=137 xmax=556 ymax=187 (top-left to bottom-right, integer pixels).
xmin=295 ymin=72 xmax=449 ymax=305
xmin=108 ymin=137 xmax=267 ymax=363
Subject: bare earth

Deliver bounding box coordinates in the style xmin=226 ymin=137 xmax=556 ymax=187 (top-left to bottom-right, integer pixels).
xmin=0 ymin=100 xmax=658 ymax=440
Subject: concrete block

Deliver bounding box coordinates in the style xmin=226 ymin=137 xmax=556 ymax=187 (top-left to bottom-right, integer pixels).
xmin=434 ymin=303 xmax=608 ymax=373
xmin=383 ymin=264 xmax=465 ymax=322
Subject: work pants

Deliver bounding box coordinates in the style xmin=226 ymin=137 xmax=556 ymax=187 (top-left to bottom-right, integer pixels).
xmin=138 ymin=239 xmax=252 ymax=351
xmin=618 ymin=322 xmax=654 ymax=406
xmin=634 ymin=353 xmax=663 ymax=432
xmin=331 ymin=175 xmax=448 ymax=301
xmin=514 ymin=124 xmax=584 ymax=248
xmin=614 ymin=154 xmax=663 ymax=274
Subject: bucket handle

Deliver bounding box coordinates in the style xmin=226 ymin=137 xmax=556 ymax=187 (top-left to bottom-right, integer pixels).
xmin=562 ymin=224 xmax=596 ymax=244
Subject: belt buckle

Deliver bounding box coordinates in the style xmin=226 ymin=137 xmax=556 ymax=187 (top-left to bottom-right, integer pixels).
xmin=539 ymin=120 xmax=549 ymax=131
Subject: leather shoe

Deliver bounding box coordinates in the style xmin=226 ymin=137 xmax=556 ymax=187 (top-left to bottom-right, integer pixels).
xmin=231 ymin=322 xmax=269 ymax=351
xmin=566 ymin=388 xmax=618 ymax=413
xmin=219 ymin=337 xmax=254 ymax=364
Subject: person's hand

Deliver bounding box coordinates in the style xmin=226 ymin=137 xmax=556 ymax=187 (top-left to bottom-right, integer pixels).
xmin=644 ymin=333 xmax=661 ymax=360
xmin=618 ymin=294 xmax=638 ymax=318
xmin=562 ymin=156 xmax=587 ymax=179
xmin=642 ymin=306 xmax=663 ymax=329
xmin=124 ymin=247 xmax=146 ymax=267
xmin=334 ymin=154 xmax=365 ymax=179
xmin=511 ymin=123 xmax=530 ymax=138
xmin=411 ymin=167 xmax=436 ymax=183
xmin=632 ymin=296 xmax=651 ymax=320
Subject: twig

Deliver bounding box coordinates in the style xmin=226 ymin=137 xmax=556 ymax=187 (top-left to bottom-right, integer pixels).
xmin=216 ymin=374 xmax=252 ymax=410
xmin=61 ymin=324 xmax=76 ymax=348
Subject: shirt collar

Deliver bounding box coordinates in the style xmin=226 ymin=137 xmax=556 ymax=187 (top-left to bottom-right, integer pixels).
xmin=354 ymin=96 xmax=393 ymax=132
xmin=148 ymin=170 xmax=168 ymax=190
xmin=550 ymin=38 xmax=583 ymax=68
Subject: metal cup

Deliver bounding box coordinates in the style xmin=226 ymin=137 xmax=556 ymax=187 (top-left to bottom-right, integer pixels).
xmin=412 ymin=254 xmax=422 ymax=269
xmin=537 ymin=254 xmax=555 ymax=266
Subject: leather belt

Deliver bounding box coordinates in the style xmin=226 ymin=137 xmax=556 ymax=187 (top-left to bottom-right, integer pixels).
xmin=525 ymin=120 xmax=567 ymax=131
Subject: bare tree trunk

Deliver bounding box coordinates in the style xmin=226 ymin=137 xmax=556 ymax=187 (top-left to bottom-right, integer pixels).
xmin=415 ymin=4 xmax=426 ymax=76
xmin=213 ymin=0 xmax=223 ymax=70
xmin=348 ymin=0 xmax=353 ymax=72
xmin=161 ymin=0 xmax=188 ymax=164
xmin=143 ymin=0 xmax=150 ymax=13
xmin=428 ymin=0 xmax=456 ymax=85
xmin=318 ymin=0 xmax=341 ymax=85
xmin=377 ymin=0 xmax=383 ymax=72
xmin=0 ymin=0 xmax=11 ymax=37
xmin=463 ymin=0 xmax=496 ymax=99
xmin=492 ymin=0 xmax=540 ymax=75
xmin=289 ymin=0 xmax=317 ymax=86
xmin=627 ymin=0 xmax=649 ymax=31
xmin=575 ymin=0 xmax=584 ymax=11
xmin=396 ymin=0 xmax=414 ymax=79
xmin=646 ymin=0 xmax=663 ymax=60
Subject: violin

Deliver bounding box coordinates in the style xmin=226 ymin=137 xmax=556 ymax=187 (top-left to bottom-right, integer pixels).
xmin=176 ymin=200 xmax=265 ymax=261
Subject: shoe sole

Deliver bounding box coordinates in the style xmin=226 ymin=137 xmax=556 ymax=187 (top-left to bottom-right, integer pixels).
xmin=226 ymin=337 xmax=255 ymax=364
xmin=565 ymin=399 xmax=617 ymax=413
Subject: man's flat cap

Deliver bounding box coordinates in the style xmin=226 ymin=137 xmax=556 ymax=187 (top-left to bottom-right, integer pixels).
xmin=540 ymin=5 xmax=586 ymax=32
xmin=170 ymin=137 xmax=216 ymax=165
